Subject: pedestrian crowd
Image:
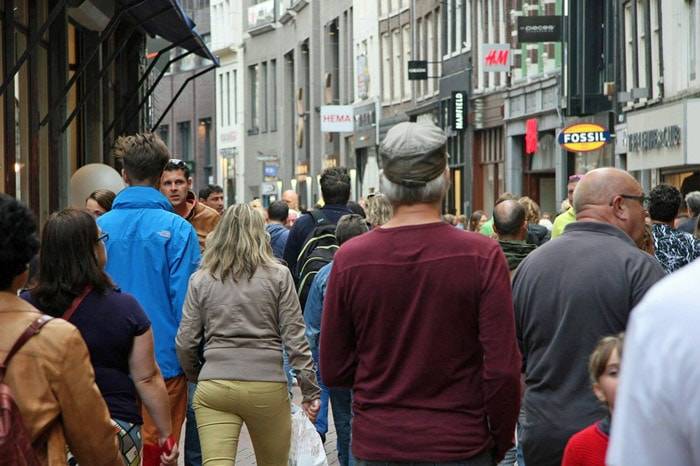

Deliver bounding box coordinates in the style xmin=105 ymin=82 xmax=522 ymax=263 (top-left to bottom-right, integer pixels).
xmin=2 ymin=121 xmax=700 ymax=466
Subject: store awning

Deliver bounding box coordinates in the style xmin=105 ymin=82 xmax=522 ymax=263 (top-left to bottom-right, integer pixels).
xmin=128 ymin=0 xmax=219 ymax=65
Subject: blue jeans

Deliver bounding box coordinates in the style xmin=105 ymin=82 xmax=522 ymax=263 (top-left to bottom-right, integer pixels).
xmin=185 ymin=382 xmax=202 ymax=466
xmin=311 ymin=353 xmax=329 ymax=436
xmin=329 ymin=388 xmax=354 ymax=466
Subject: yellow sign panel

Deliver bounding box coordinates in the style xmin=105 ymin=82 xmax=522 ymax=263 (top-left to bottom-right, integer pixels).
xmin=558 ymin=123 xmax=611 ymax=152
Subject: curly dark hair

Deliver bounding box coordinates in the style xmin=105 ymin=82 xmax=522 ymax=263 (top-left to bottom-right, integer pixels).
xmin=0 ymin=194 xmax=39 ymax=290
xmin=648 ymin=184 xmax=682 ymax=223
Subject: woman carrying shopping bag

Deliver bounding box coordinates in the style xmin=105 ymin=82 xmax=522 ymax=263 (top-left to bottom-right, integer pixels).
xmin=177 ymin=203 xmax=321 ymax=465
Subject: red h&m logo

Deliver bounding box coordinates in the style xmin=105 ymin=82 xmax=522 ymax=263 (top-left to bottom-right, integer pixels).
xmin=485 ymin=49 xmax=510 ymax=66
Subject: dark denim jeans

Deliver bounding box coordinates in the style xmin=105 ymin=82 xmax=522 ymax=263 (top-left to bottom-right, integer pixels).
xmin=355 ymin=449 xmax=494 ymax=466
xmin=329 ymin=388 xmax=354 ymax=466
xmin=185 ymin=382 xmax=202 ymax=466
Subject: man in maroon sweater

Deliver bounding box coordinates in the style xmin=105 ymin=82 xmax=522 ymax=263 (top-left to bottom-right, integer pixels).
xmin=320 ymin=121 xmax=521 ymax=465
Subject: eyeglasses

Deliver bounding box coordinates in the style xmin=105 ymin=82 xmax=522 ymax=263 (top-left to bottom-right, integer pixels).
xmin=609 ymin=194 xmax=650 ymax=208
xmin=98 ymin=232 xmax=109 ymax=243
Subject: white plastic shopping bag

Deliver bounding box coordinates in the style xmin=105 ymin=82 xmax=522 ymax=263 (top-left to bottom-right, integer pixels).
xmin=288 ymin=404 xmax=329 ymax=466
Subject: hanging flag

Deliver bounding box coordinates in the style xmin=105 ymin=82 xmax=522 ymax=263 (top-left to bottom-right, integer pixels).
xmin=525 ymin=119 xmax=538 ymax=154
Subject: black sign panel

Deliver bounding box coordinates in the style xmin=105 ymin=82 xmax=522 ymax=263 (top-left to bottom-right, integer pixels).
xmin=451 ymin=91 xmax=467 ymax=131
xmin=517 ymin=16 xmax=563 ymax=43
xmin=407 ymin=60 xmax=428 ymax=80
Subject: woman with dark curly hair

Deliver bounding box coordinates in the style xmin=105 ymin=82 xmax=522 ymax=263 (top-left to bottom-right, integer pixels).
xmin=0 ymin=195 xmax=122 ymax=465
xmin=22 ymin=208 xmax=177 ymax=466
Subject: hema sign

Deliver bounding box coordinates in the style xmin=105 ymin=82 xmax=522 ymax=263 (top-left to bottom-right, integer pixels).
xmin=320 ymin=106 xmax=354 ymax=133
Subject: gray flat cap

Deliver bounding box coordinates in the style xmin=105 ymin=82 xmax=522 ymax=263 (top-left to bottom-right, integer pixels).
xmin=380 ymin=121 xmax=448 ymax=187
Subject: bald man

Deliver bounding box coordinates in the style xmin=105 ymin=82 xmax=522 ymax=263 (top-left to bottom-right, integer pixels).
xmin=511 ymin=168 xmax=665 ymax=466
xmin=493 ymin=200 xmax=536 ymax=274
xmin=282 ymin=189 xmax=300 ymax=211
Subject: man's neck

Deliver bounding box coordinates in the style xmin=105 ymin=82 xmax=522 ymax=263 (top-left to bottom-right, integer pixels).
xmin=381 ymin=202 xmax=442 ymax=228
xmin=268 ymin=220 xmax=284 ymax=226
xmin=174 ymin=202 xmax=190 ymax=217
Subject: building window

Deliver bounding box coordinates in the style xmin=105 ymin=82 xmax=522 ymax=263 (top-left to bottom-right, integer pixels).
xmin=402 ymin=25 xmax=412 ymax=100
xmin=219 ymin=74 xmax=225 ymax=128
xmin=270 ymin=59 xmax=277 ymax=131
xmin=690 ymin=0 xmax=697 ymax=81
xmin=381 ymin=32 xmax=392 ymax=103
xmin=158 ymin=125 xmax=169 ymax=147
xmin=249 ymin=64 xmax=260 ymax=131
xmin=446 ymin=0 xmax=454 ymax=56
xmin=199 ymin=118 xmax=212 ymax=179
xmin=392 ymin=28 xmax=402 ymax=101
xmin=177 ymin=121 xmax=192 ymax=160
xmin=225 ymin=71 xmax=231 ymax=126
xmin=636 ymin=0 xmax=647 ymax=92
xmin=261 ymin=61 xmax=268 ymax=132
xmin=233 ymin=69 xmax=238 ymax=125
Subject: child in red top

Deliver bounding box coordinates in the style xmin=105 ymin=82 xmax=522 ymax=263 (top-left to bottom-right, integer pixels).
xmin=561 ymin=333 xmax=623 ymax=466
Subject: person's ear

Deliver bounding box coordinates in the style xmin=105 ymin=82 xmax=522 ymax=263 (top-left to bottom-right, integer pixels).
xmin=121 ymin=169 xmax=130 ymax=185
xmin=187 ymin=177 xmax=193 ymax=189
xmin=592 ymin=382 xmax=607 ymax=404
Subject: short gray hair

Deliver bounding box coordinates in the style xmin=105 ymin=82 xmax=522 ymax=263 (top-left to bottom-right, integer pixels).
xmin=379 ymin=169 xmax=450 ymax=206
xmin=686 ymin=191 xmax=700 ymax=216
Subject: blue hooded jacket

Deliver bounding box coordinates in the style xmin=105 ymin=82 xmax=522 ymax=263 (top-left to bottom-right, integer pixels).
xmin=97 ymin=186 xmax=201 ymax=378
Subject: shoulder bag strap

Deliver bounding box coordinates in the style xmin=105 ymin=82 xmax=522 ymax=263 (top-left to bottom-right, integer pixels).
xmin=61 ymin=285 xmax=93 ymax=322
xmin=309 ymin=209 xmax=327 ymax=226
xmin=0 ymin=315 xmax=53 ymax=383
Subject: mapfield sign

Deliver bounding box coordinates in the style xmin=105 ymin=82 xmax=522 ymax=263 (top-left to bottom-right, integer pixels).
xmin=558 ymin=123 xmax=611 ymax=152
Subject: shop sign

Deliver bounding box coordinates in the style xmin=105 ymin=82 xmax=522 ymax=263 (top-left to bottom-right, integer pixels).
xmin=558 ymin=123 xmax=611 ymax=152
xmin=482 ymin=44 xmax=511 ymax=72
xmin=628 ymin=126 xmax=682 ymax=152
xmin=356 ymin=54 xmax=370 ymax=99
xmin=407 ymin=60 xmax=429 ymax=80
xmin=323 ymin=154 xmax=339 ymax=170
xmin=517 ymin=16 xmax=563 ymax=43
xmin=263 ymin=162 xmax=279 ymax=178
xmin=295 ymin=161 xmax=309 ymax=179
xmin=260 ymin=182 xmax=276 ymax=195
xmin=451 ymin=91 xmax=467 ymax=131
xmin=354 ymin=102 xmax=376 ymax=131
xmin=320 ymin=105 xmax=354 ymax=132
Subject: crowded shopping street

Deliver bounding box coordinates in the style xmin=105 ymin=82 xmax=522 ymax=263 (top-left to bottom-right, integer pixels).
xmin=2 ymin=1 xmax=700 ymax=466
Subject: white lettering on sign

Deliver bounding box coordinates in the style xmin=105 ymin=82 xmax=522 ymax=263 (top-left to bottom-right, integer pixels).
xmin=454 ymin=93 xmax=465 ymax=130
xmin=320 ymin=106 xmax=354 ymax=132
xmin=562 ymin=132 xmax=608 ymax=143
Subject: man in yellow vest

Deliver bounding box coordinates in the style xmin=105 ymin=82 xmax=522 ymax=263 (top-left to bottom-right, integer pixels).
xmin=552 ymin=174 xmax=584 ymax=239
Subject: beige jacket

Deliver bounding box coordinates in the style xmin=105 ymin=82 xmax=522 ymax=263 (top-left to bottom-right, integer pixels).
xmin=184 ymin=191 xmax=220 ymax=252
xmin=0 ymin=292 xmax=121 ymax=466
xmin=176 ymin=263 xmax=320 ymax=402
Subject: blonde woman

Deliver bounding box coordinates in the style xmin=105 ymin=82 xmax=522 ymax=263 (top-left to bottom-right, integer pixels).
xmin=518 ymin=196 xmax=551 ymax=246
xmin=176 ymin=204 xmax=321 ymax=465
xmin=365 ymin=192 xmax=393 ymax=228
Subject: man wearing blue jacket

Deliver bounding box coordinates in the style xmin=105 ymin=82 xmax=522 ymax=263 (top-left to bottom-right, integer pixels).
xmin=97 ymin=133 xmax=201 ymax=466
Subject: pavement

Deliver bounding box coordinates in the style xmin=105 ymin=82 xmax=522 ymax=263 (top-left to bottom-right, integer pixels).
xmin=178 ymin=386 xmax=340 ymax=465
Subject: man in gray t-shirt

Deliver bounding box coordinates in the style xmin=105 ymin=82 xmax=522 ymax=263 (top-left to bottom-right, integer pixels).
xmin=512 ymin=168 xmax=665 ymax=466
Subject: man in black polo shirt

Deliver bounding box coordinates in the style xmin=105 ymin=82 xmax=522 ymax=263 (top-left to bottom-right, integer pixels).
xmin=283 ymin=167 xmax=352 ymax=274
xmin=512 ymin=167 xmax=665 ymax=466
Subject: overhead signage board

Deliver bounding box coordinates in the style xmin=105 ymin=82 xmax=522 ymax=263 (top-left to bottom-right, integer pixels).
xmin=517 ymin=16 xmax=563 ymax=43
xmin=320 ymin=105 xmax=354 ymax=132
xmin=407 ymin=60 xmax=429 ymax=80
xmin=482 ymin=44 xmax=511 ymax=72
xmin=558 ymin=123 xmax=611 ymax=152
xmin=451 ymin=91 xmax=467 ymax=131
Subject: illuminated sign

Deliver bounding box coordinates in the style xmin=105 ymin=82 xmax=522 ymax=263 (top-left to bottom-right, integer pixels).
xmin=482 ymin=44 xmax=511 ymax=72
xmin=558 ymin=123 xmax=611 ymax=152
